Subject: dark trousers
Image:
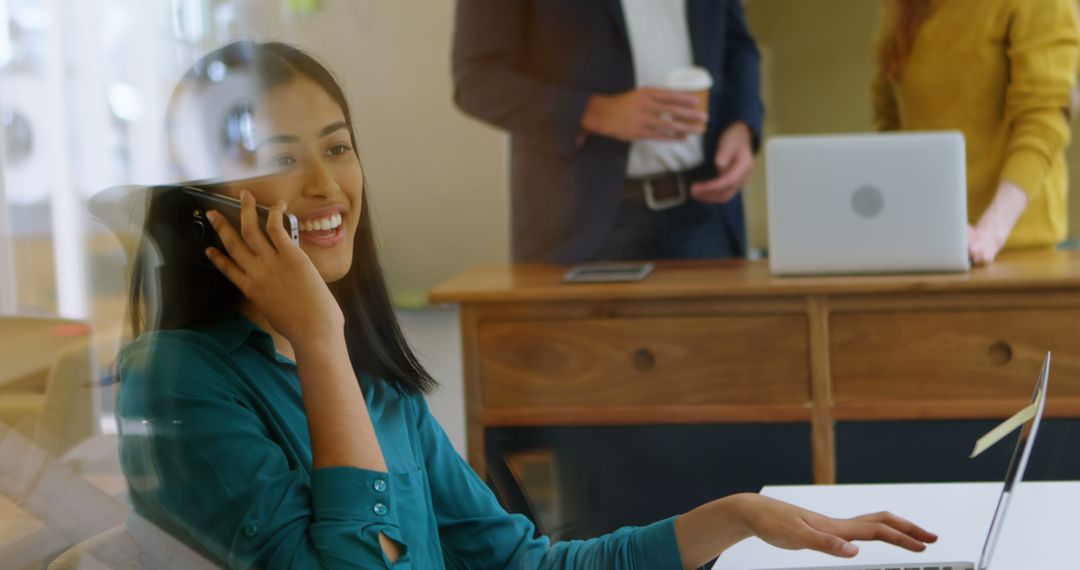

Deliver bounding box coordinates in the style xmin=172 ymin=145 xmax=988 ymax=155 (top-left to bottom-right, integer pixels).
xmin=588 ymin=196 xmax=743 ymax=261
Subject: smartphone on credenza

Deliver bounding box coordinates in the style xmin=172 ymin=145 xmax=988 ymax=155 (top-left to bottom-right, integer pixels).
xmin=562 ymin=261 xmax=655 ymax=283
xmin=182 ymin=185 xmax=300 ymax=255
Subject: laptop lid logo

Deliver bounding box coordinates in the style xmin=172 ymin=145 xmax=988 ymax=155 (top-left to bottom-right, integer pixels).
xmin=851 ymin=185 xmax=885 ymax=219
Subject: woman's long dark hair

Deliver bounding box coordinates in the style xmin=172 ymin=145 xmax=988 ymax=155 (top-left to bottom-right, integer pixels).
xmin=128 ymin=41 xmax=436 ymax=394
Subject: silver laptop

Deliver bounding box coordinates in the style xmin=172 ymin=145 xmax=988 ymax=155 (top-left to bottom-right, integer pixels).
xmin=766 ymin=132 xmax=969 ymax=276
xmin=759 ymin=352 xmax=1051 ymax=570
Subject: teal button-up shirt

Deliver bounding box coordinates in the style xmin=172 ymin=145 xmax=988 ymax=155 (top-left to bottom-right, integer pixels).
xmin=117 ymin=314 xmax=684 ymax=569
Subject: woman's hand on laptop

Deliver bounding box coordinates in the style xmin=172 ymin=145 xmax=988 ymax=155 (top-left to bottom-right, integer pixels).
xmin=674 ymin=493 xmax=937 ymax=569
xmin=734 ymin=494 xmax=937 ymax=556
xmin=968 ymin=225 xmax=1004 ymax=266
xmin=969 ymin=180 xmax=1030 ymax=265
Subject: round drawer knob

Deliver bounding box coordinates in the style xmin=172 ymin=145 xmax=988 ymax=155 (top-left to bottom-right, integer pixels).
xmin=988 ymin=341 xmax=1013 ymax=366
xmin=632 ymin=348 xmax=655 ymax=371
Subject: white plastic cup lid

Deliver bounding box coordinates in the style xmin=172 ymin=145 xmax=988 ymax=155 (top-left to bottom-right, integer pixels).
xmin=666 ymin=67 xmax=713 ymax=91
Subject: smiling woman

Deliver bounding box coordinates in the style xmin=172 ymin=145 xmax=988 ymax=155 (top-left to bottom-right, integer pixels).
xmin=114 ymin=40 xmax=938 ymax=570
xmin=119 ymin=42 xmax=439 ymax=564
xmin=222 ymin=79 xmax=362 ymax=283
xmin=132 ymin=41 xmax=427 ymax=388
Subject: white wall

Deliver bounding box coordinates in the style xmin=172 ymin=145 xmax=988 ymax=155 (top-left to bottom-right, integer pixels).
xmin=396 ymin=306 xmax=465 ymax=455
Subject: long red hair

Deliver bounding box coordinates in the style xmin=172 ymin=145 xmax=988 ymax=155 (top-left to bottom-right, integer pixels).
xmin=881 ymin=0 xmax=935 ymax=79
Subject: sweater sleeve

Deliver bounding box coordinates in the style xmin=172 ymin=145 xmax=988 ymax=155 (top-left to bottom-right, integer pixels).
xmin=413 ymin=396 xmax=685 ymax=570
xmin=117 ymin=335 xmax=404 ymax=569
xmin=999 ymin=0 xmax=1080 ymax=197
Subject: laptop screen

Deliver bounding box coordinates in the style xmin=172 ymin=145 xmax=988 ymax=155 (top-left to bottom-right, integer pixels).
xmin=977 ymin=351 xmax=1050 ymax=570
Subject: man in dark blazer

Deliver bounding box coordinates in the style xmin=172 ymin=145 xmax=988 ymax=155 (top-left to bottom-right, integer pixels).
xmin=452 ymin=0 xmax=765 ymax=264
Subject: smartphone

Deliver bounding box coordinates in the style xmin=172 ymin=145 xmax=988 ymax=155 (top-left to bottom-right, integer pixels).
xmin=562 ymin=261 xmax=655 ymax=283
xmin=182 ymin=186 xmax=300 ymax=253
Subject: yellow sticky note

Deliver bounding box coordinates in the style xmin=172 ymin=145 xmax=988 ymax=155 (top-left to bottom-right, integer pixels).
xmin=970 ymin=403 xmax=1039 ymax=459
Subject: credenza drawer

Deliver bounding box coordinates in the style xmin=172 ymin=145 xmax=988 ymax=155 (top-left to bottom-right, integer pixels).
xmin=477 ymin=315 xmax=809 ymax=408
xmin=831 ymin=309 xmax=1080 ymax=402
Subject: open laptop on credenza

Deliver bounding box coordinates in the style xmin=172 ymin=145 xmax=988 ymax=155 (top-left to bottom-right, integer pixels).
xmin=766 ymin=132 xmax=970 ymax=276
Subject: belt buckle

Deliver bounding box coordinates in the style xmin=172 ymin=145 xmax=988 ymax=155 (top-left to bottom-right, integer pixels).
xmin=643 ymin=173 xmax=687 ymax=211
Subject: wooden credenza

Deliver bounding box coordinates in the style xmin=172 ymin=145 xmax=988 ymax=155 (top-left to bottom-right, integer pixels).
xmin=428 ymin=250 xmax=1080 ymax=484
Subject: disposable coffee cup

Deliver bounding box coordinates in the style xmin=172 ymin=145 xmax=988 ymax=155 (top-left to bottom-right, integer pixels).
xmin=666 ymin=67 xmax=713 ymax=114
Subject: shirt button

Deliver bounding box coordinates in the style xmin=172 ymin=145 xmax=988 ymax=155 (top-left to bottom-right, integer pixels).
xmin=373 ymin=502 xmax=388 ymax=516
xmin=372 ymin=479 xmax=387 ymax=493
xmin=244 ymin=522 xmax=258 ymax=537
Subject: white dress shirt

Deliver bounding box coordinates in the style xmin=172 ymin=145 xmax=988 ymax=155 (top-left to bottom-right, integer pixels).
xmin=620 ymin=0 xmax=706 ymax=178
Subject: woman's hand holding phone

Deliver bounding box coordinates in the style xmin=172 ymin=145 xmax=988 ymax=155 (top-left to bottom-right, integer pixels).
xmin=206 ymin=191 xmax=388 ymax=479
xmin=203 ymin=189 xmax=344 ymax=348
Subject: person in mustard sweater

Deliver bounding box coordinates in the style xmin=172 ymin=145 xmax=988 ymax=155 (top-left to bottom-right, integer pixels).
xmin=872 ymin=0 xmax=1080 ymax=265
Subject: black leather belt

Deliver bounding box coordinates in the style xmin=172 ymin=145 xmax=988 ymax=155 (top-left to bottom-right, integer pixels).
xmin=623 ymin=171 xmax=688 ymax=210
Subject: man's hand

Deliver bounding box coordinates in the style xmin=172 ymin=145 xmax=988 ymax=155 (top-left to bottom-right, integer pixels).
xmin=581 ymin=88 xmax=707 ymax=142
xmin=690 ymin=121 xmax=754 ymax=204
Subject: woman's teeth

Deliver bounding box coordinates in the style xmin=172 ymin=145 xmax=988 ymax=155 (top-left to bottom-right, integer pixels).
xmin=300 ymin=213 xmax=342 ymax=232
